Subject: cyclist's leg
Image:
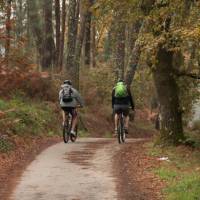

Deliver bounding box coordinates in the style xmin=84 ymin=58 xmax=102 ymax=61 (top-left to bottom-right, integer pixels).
xmin=124 ymin=115 xmax=130 ymax=129
xmin=61 ymin=107 xmax=68 ymax=125
xmin=114 ymin=113 xmax=119 ymax=132
xmin=113 ymin=105 xmax=120 ymax=134
xmin=123 ymin=107 xmax=130 ymax=133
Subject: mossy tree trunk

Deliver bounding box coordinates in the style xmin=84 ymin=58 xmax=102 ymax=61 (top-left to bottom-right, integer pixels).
xmin=153 ymin=47 xmax=184 ymax=145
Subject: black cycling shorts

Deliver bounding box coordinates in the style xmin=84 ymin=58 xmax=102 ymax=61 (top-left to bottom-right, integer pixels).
xmin=61 ymin=107 xmax=77 ymax=117
xmin=113 ymin=105 xmax=129 ymax=117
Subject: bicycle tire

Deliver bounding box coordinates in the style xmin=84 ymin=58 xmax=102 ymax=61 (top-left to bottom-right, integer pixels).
xmin=121 ymin=123 xmax=126 ymax=143
xmin=63 ymin=114 xmax=72 ymax=143
xmin=117 ymin=114 xmax=126 ymax=144
xmin=118 ymin=114 xmax=122 ymax=144
xmin=63 ymin=125 xmax=70 ymax=143
xmin=120 ymin=115 xmax=126 ymax=143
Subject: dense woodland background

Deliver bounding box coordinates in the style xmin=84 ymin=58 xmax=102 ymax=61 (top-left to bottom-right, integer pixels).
xmin=0 ymin=0 xmax=200 ymax=146
xmin=1 ymin=1 xmax=200 ymax=199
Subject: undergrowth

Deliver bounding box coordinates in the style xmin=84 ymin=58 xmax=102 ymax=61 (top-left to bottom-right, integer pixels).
xmin=0 ymin=138 xmax=14 ymax=153
xmin=0 ymin=95 xmax=60 ymax=139
xmin=147 ymin=142 xmax=200 ymax=200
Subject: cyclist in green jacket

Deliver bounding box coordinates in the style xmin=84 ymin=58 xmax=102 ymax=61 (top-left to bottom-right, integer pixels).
xmin=112 ymin=79 xmax=135 ymax=135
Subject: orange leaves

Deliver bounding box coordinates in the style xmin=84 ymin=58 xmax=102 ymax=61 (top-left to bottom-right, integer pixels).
xmin=0 ymin=64 xmax=57 ymax=101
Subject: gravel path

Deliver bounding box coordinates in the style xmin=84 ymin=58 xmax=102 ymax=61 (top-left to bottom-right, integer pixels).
xmin=11 ymin=138 xmax=119 ymax=200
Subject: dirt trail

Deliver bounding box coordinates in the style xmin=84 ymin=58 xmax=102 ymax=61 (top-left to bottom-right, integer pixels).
xmin=10 ymin=138 xmax=162 ymax=200
xmin=11 ymin=138 xmax=119 ymax=200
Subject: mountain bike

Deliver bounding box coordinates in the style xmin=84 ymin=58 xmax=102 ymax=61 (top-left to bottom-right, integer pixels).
xmin=117 ymin=112 xmax=126 ymax=144
xmin=63 ymin=112 xmax=78 ymax=143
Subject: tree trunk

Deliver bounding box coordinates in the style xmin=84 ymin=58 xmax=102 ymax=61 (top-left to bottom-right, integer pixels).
xmin=28 ymin=0 xmax=44 ymax=68
xmin=55 ymin=0 xmax=61 ymax=67
xmin=153 ymin=47 xmax=184 ymax=145
xmin=43 ymin=0 xmax=56 ymax=70
xmin=16 ymin=0 xmax=23 ymax=38
xmin=115 ymin=21 xmax=126 ymax=80
xmin=125 ymin=18 xmax=151 ymax=89
xmin=58 ymin=0 xmax=66 ymax=70
xmin=84 ymin=0 xmax=93 ymax=66
xmin=74 ymin=2 xmax=86 ymax=89
xmin=91 ymin=20 xmax=96 ymax=67
xmin=125 ymin=41 xmax=141 ymax=88
xmin=127 ymin=21 xmax=141 ymax=55
xmin=5 ymin=0 xmax=12 ymax=65
xmin=65 ymin=0 xmax=79 ymax=78
xmin=125 ymin=0 xmax=156 ymax=87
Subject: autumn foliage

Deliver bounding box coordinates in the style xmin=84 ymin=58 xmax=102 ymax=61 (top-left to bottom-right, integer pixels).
xmin=0 ymin=64 xmax=58 ymax=101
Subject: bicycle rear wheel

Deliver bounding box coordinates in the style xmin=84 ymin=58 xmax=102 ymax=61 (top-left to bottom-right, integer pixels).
xmin=63 ymin=114 xmax=71 ymax=143
xmin=117 ymin=115 xmax=122 ymax=144
xmin=63 ymin=124 xmax=70 ymax=143
xmin=117 ymin=114 xmax=125 ymax=144
xmin=121 ymin=123 xmax=126 ymax=143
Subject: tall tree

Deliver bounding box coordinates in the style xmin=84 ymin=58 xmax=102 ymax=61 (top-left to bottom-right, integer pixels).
xmin=55 ymin=0 xmax=61 ymax=67
xmin=125 ymin=21 xmax=142 ymax=88
xmin=125 ymin=0 xmax=155 ymax=87
xmin=74 ymin=2 xmax=87 ymax=89
xmin=151 ymin=0 xmax=195 ymax=144
xmin=153 ymin=47 xmax=184 ymax=144
xmin=5 ymin=0 xmax=12 ymax=65
xmin=16 ymin=0 xmax=23 ymax=38
xmin=84 ymin=0 xmax=93 ymax=66
xmin=58 ymin=0 xmax=66 ymax=69
xmin=65 ymin=0 xmax=79 ymax=81
xmin=91 ymin=19 xmax=96 ymax=67
xmin=27 ymin=0 xmax=44 ymax=68
xmin=115 ymin=17 xmax=126 ymax=80
xmin=43 ymin=0 xmax=56 ymax=69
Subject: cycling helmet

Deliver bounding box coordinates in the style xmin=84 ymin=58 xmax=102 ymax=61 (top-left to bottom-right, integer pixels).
xmin=63 ymin=80 xmax=72 ymax=85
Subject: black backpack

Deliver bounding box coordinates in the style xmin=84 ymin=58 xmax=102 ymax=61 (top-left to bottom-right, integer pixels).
xmin=62 ymin=86 xmax=73 ymax=103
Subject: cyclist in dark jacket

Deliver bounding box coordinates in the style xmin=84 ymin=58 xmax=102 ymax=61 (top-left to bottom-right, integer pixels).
xmin=112 ymin=79 xmax=135 ymax=135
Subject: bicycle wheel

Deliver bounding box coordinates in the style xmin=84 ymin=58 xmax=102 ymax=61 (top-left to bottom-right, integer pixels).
xmin=63 ymin=124 xmax=70 ymax=143
xmin=70 ymin=125 xmax=78 ymax=142
xmin=63 ymin=114 xmax=71 ymax=143
xmin=121 ymin=119 xmax=126 ymax=143
xmin=118 ymin=114 xmax=123 ymax=144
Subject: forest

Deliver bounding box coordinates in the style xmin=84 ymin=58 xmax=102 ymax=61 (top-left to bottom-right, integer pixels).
xmin=1 ymin=0 xmax=200 ymax=199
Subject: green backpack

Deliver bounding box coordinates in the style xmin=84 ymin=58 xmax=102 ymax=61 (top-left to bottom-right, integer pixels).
xmin=115 ymin=82 xmax=128 ymax=98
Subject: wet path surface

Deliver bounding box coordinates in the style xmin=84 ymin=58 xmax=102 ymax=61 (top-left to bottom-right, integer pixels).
xmin=11 ymin=138 xmax=119 ymax=200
